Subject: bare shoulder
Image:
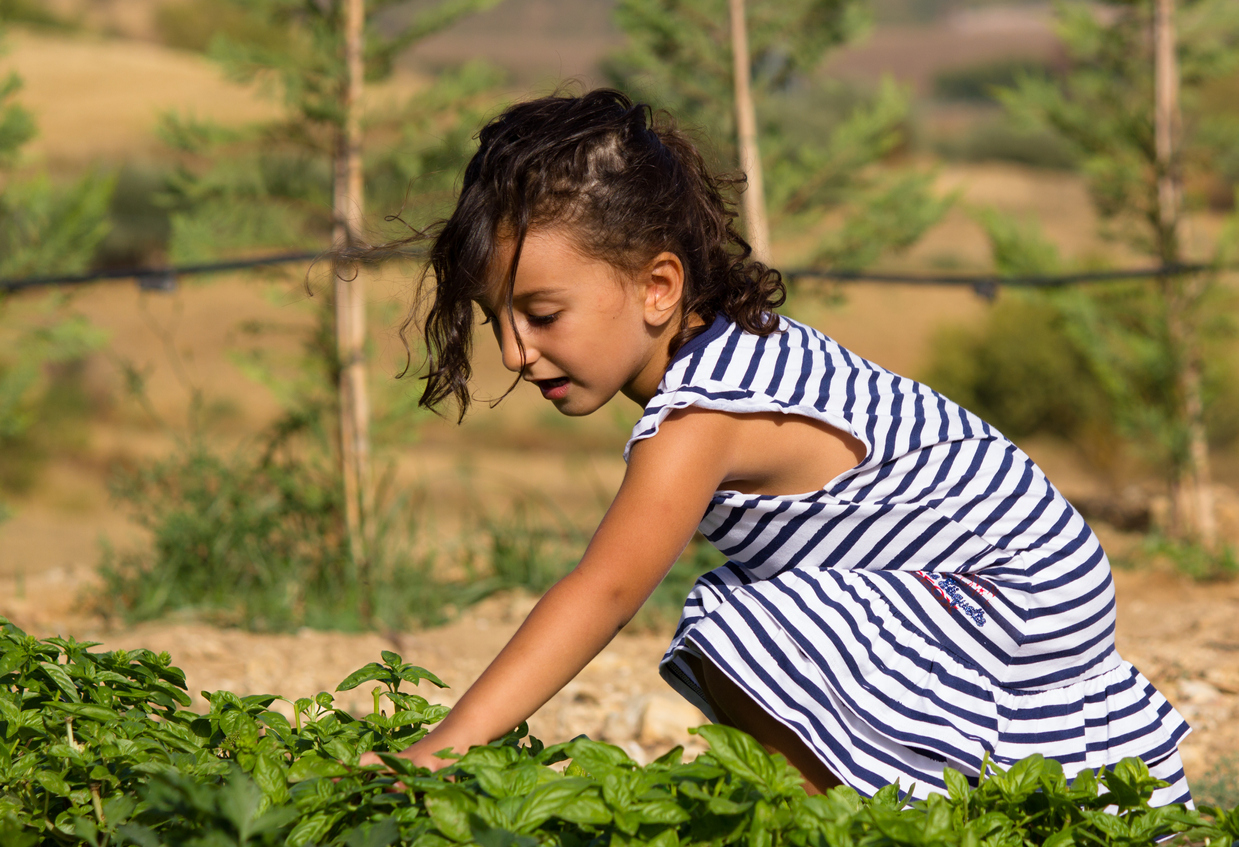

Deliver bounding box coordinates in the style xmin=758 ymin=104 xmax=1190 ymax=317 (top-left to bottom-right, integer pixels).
xmin=638 ymin=407 xmax=865 ymax=498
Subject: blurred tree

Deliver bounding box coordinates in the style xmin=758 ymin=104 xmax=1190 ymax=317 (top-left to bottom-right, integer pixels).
xmin=161 ymin=1 xmax=503 ymax=261
xmin=986 ymin=0 xmax=1239 ymax=543
xmin=0 ymin=25 xmax=112 ymax=519
xmin=150 ymin=0 xmax=503 ymax=617
xmin=606 ymin=0 xmax=950 ymax=269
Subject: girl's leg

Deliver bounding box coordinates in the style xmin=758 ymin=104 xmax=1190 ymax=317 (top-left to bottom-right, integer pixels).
xmin=685 ymin=654 xmax=841 ymax=795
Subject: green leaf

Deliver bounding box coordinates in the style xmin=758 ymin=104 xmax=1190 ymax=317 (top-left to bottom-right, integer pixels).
xmin=287 ymin=811 xmax=338 ymax=847
xmin=374 ymin=752 xmax=424 ymax=778
xmin=554 ymin=793 xmax=612 ymax=826
xmin=943 ymin=767 xmax=970 ymax=805
xmin=693 ymin=725 xmax=775 ymax=788
xmin=381 ymin=650 xmax=402 ymax=667
xmin=38 ymin=662 xmax=80 ymax=702
xmin=635 ymin=798 xmax=692 ymax=825
xmin=563 ymin=738 xmax=633 ymax=776
xmin=706 ymin=795 xmax=754 ymax=815
xmin=43 ymin=701 xmax=119 ymax=723
xmin=0 ymin=650 xmax=25 ymax=678
xmin=425 ymin=789 xmax=477 ymax=843
xmin=252 ymin=751 xmax=290 ymax=804
xmin=511 ymin=779 xmax=591 ymax=831
xmin=336 ymin=663 xmax=387 ymax=692
xmin=397 ymin=665 xmax=447 ymax=689
xmin=259 ymin=710 xmax=293 ymax=737
xmin=288 ymin=754 xmax=349 ymax=781
xmin=342 ymin=817 xmax=400 ymax=847
xmin=35 ymin=770 xmax=72 ymax=797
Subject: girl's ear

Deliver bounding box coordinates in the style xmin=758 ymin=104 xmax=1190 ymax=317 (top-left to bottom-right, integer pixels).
xmin=642 ymin=251 xmax=685 ymax=328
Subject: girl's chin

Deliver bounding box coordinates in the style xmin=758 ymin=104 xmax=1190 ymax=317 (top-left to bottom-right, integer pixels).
xmin=551 ymin=390 xmax=609 ymax=417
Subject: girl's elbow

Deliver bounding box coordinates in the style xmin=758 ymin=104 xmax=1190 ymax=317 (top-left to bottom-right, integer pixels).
xmin=565 ymin=569 xmax=646 ymax=628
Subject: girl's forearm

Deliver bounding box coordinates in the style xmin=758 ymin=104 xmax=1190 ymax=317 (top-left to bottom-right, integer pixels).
xmin=425 ymin=566 xmax=636 ymax=751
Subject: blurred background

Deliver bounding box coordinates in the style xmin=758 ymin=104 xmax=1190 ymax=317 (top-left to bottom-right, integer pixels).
xmin=1 ymin=0 xmax=1237 ymax=801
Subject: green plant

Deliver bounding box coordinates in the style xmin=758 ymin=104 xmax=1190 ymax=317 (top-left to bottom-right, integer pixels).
xmin=153 ymin=0 xmax=286 ymax=54
xmin=932 ymin=118 xmax=1079 ymax=169
xmin=933 ymin=58 xmax=1057 ymax=104
xmin=1 ymin=615 xmax=1236 ymax=845
xmin=0 ymin=0 xmax=74 ymax=29
xmin=157 ymin=1 xmax=504 ymax=263
xmin=92 ymin=162 xmax=175 ymax=269
xmin=1143 ymin=533 xmax=1238 ymax=581
xmin=477 ymin=499 xmax=585 ymax=596
xmin=921 ymin=293 xmax=1110 ymax=442
xmin=0 ymin=23 xmax=113 ymax=279
xmin=0 ymin=304 xmax=108 ymax=506
xmin=96 ymin=442 xmax=468 ymax=631
xmin=1196 ymin=754 xmax=1239 ymax=810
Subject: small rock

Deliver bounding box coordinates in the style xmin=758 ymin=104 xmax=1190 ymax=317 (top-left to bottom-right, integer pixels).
xmin=1203 ymin=667 xmax=1239 ymax=694
xmin=600 ymin=699 xmax=643 ymax=742
xmin=1178 ymin=679 xmax=1222 ymax=704
xmin=638 ymin=693 xmax=707 ymax=746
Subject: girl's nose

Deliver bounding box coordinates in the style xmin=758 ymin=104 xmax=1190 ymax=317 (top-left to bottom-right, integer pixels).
xmin=496 ymin=319 xmax=537 ymax=373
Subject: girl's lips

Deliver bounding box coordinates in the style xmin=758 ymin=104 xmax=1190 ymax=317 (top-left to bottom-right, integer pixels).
xmin=536 ymin=377 xmax=570 ymax=400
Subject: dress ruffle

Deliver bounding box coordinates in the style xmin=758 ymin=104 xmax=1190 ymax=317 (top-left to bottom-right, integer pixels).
xmin=660 ymin=564 xmax=1191 ymax=804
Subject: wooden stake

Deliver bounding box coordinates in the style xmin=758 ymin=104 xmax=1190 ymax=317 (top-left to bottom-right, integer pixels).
xmin=334 ymin=0 xmax=374 ymax=618
xmin=729 ymin=0 xmax=771 ymax=266
xmin=1154 ymin=0 xmax=1178 ymax=241
xmin=1154 ymin=0 xmax=1216 ymax=547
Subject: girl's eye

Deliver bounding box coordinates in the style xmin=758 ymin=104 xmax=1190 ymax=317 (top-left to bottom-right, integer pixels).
xmin=527 ymin=312 xmax=559 ymax=327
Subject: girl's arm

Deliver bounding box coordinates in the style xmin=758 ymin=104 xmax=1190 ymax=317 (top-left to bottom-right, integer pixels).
xmin=367 ymin=409 xmax=737 ymax=771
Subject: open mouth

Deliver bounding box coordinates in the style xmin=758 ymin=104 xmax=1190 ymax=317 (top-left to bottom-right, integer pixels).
xmin=535 ymin=377 xmax=570 ymax=400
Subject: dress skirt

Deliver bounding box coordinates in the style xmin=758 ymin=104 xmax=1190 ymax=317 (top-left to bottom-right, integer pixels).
xmin=659 ymin=563 xmax=1192 ymax=805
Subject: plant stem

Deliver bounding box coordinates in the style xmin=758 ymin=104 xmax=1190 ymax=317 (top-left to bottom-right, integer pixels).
xmin=90 ymin=783 xmax=105 ymax=827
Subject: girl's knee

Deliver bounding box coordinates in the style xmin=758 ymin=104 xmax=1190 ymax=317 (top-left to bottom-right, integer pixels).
xmin=692 ymin=655 xmax=841 ymax=795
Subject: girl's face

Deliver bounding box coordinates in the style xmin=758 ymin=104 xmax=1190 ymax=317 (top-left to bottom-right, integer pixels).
xmin=478 ymin=228 xmax=683 ymax=416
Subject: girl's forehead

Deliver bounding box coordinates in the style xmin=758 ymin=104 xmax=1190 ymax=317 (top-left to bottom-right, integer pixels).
xmin=474 ymin=228 xmax=629 ymax=310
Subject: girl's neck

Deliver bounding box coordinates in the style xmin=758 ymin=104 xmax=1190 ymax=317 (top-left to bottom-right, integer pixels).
xmin=621 ymin=311 xmax=706 ymax=408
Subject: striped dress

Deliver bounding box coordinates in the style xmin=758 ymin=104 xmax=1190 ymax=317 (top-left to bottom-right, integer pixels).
xmin=625 ymin=314 xmax=1191 ymax=804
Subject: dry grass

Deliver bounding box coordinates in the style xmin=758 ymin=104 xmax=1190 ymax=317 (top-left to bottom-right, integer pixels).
xmin=4 ymin=27 xmax=276 ymax=168
xmin=2 ymin=26 xmax=428 ymax=170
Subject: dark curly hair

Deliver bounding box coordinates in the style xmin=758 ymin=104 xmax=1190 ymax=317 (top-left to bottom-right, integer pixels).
xmin=402 ymin=88 xmax=784 ymax=420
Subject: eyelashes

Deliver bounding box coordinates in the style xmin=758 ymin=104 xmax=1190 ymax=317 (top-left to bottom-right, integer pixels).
xmin=476 ymin=306 xmax=558 ymax=328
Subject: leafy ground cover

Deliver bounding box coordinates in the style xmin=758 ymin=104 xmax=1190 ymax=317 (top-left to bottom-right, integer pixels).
xmin=2 ymin=617 xmax=1238 ymax=846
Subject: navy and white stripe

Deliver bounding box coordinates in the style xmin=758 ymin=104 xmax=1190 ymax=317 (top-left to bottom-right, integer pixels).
xmin=628 ymin=315 xmax=1191 ymax=805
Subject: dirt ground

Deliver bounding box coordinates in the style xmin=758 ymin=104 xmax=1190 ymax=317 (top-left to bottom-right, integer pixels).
xmin=2 ymin=21 xmax=1238 ymax=794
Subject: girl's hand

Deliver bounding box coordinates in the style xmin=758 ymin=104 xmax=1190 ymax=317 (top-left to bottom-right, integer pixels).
xmin=357 ymin=728 xmax=468 ymax=783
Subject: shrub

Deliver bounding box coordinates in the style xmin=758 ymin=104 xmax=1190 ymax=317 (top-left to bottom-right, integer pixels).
xmin=153 ymin=0 xmax=285 ymax=54
xmin=920 ymin=293 xmax=1109 ymax=441
xmin=932 ymin=118 xmax=1080 ymax=169
xmin=92 ymin=163 xmax=173 ymax=269
xmin=933 ymin=58 xmax=1058 ymax=105
xmin=96 ymin=443 xmax=464 ymax=632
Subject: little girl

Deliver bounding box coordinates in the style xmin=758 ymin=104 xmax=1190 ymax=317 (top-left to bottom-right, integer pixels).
xmin=366 ymin=89 xmax=1192 ymax=804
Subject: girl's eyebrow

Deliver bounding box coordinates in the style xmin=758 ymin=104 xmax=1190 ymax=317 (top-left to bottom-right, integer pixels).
xmin=511 ymin=286 xmax=568 ymax=301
